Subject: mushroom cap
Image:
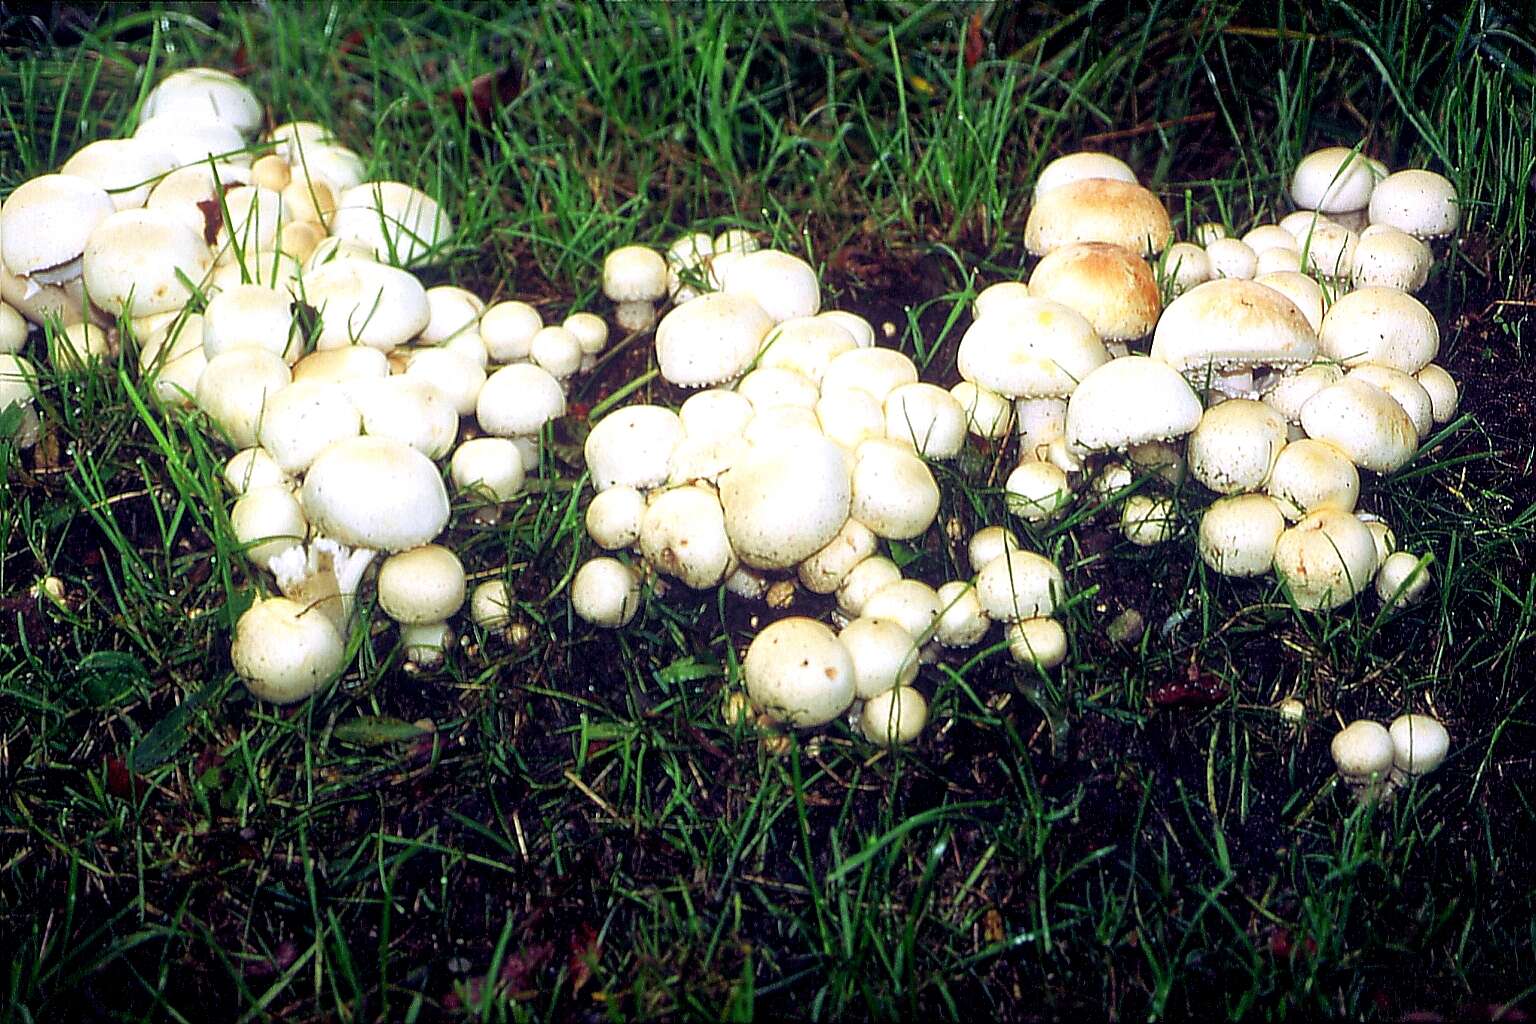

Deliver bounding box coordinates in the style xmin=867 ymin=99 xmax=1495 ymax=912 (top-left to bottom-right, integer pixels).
xmin=585 ymin=404 xmax=686 ymax=492
xmin=301 ymin=436 xmax=451 ymax=552
xmin=860 ymin=579 xmax=943 ymax=644
xmin=956 ymin=298 xmax=1109 ymax=400
xmin=347 ymin=375 xmax=459 ymax=460
xmin=757 ymin=316 xmax=857 ymax=384
xmin=1318 ymin=288 xmax=1439 ymax=373
xmin=58 ymin=138 xmax=180 ymax=211
xmin=720 ymin=433 xmax=851 ymax=570
xmin=798 ymin=517 xmax=877 ymax=595
xmin=719 ymin=249 xmax=821 ymax=322
xmin=144 ymin=67 xmax=262 ymax=135
xmin=1024 ymin=179 xmax=1173 ymax=256
xmin=950 ymin=381 xmax=1012 ymax=439
xmin=1388 ymin=713 xmax=1449 ymax=777
xmin=1254 ymin=246 xmax=1302 ymax=276
xmin=602 ymin=245 xmax=668 ymax=303
xmin=1159 ymin=242 xmax=1212 ymax=297
xmin=736 ymin=366 xmax=819 ymax=412
xmin=1274 ymin=508 xmax=1378 ymax=610
xmin=849 ymin=438 xmax=940 ymax=540
xmin=134 ymin=115 xmax=248 ymax=168
xmin=571 ymin=557 xmax=642 ymax=628
xmin=1033 ymin=150 xmax=1137 ymax=199
xmin=1026 ymin=242 xmax=1161 ymax=341
xmin=1289 ymin=147 xmax=1386 ymax=213
xmin=257 ymin=378 xmax=362 ymax=474
xmin=816 ymin=385 xmax=886 ymax=451
xmin=1242 ymin=224 xmax=1300 ymax=255
xmin=1004 ymin=460 xmax=1072 ymax=521
xmin=1186 ymin=399 xmax=1289 ymax=495
xmin=1375 ymin=550 xmax=1432 ymax=608
xmin=744 ymin=617 xmax=855 ymax=727
xmin=231 ymin=597 xmax=347 ymax=704
xmin=450 ymin=436 xmax=526 ymax=503
xmin=1298 ymin=221 xmax=1360 ymax=279
xmin=817 ymin=310 xmax=876 ymax=348
xmin=933 ymin=580 xmax=991 ymax=648
xmin=883 ymin=382 xmax=966 ymax=458
xmin=639 ymin=485 xmax=735 ymax=589
xmin=203 ymin=283 xmax=301 ymax=363
xmin=377 ymin=544 xmax=466 ymax=625
xmin=478 ymin=300 xmax=542 ymax=362
xmin=1151 ymin=279 xmax=1318 ymax=384
xmin=975 ymin=550 xmax=1065 ymax=622
xmin=1368 ymin=169 xmax=1459 ymax=238
xmin=80 ymin=207 xmax=212 ymax=317
xmin=820 ymin=347 xmax=919 ymax=403
xmin=405 ymin=347 xmax=487 ymax=417
xmin=1261 ymin=362 xmax=1343 ymax=424
xmin=654 ymin=292 xmax=774 ymax=387
xmin=1416 ymin=364 xmax=1459 ymax=424
xmin=1006 ymin=617 xmax=1069 ymax=669
xmin=1254 ymin=271 xmax=1327 ymax=333
xmin=584 ymin=484 xmax=645 ymax=550
xmin=476 ymin=362 xmax=566 ymax=437
xmin=469 ymin=580 xmax=513 ymax=630
xmin=1 ymin=174 xmax=118 ymax=280
xmin=1204 ymin=237 xmax=1258 ymax=280
xmin=196 ymin=349 xmax=293 ymax=449
xmin=1197 ymin=493 xmax=1286 ymax=577
xmin=836 ymin=556 xmax=903 ymax=618
xmin=229 ymin=484 xmax=307 ymax=565
xmin=332 ymin=181 xmax=453 ymax=266
xmin=1120 ymin=494 xmax=1178 ymax=546
xmin=290 ymin=145 xmax=367 ymax=194
xmin=304 ymin=258 xmax=430 ymax=352
xmin=1330 ymin=719 xmax=1395 ymax=783
xmin=678 ymin=388 xmax=755 ymax=441
xmin=1264 ymin=437 xmax=1360 ymax=520
xmin=968 ymin=526 xmax=1020 ymax=575
xmin=972 ymin=281 xmax=1032 ymax=319
xmin=1298 ymin=378 xmax=1419 ymax=474
xmin=839 ymin=615 xmax=920 ymax=699
xmin=224 ymin=447 xmax=290 ymax=496
xmin=1065 ymin=356 xmax=1202 ymax=454
xmin=1352 ymin=227 xmax=1432 ymax=292
xmin=291 ymin=345 xmax=390 ymax=386
xmin=1346 ymin=364 xmax=1433 ymax=440
xmin=860 ymin=685 xmax=928 ymax=746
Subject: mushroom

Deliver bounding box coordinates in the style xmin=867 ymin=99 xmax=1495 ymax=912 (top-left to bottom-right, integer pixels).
xmin=571 ymin=557 xmax=643 ymax=628
xmin=654 ymin=292 xmax=773 ymax=387
xmin=585 ymin=485 xmax=646 ymax=550
xmin=859 ymin=685 xmax=928 ymax=747
xmin=839 ymin=616 xmax=920 ymax=699
xmin=1064 ymin=356 xmax=1202 ymax=459
xmin=720 ymin=433 xmax=851 ymax=570
xmin=1033 ymin=151 xmax=1137 ymax=198
xmin=231 ymin=597 xmax=348 ymax=704
xmin=1289 ymin=147 xmax=1386 ymax=218
xmin=1375 ymin=550 xmax=1432 ymax=609
xmin=1006 ymin=617 xmax=1068 ymax=670
xmin=719 ymin=248 xmax=821 ymax=322
xmin=603 ymin=245 xmax=669 ymax=331
xmin=1317 ymin=288 xmax=1439 ymax=372
xmin=1026 ymin=242 xmax=1162 ymax=344
xmin=0 ymin=174 xmax=117 ymax=295
xmin=975 ymin=550 xmax=1065 ymax=623
xmin=639 ymin=485 xmax=735 ymax=589
xmin=1368 ymin=170 xmax=1459 ymax=239
xmin=331 ymin=181 xmax=453 ymax=266
xmin=1273 ymin=508 xmax=1378 ymax=610
xmin=376 ymin=544 xmax=467 ymax=662
xmin=1151 ymin=279 xmax=1317 ymax=399
xmin=1330 ymin=719 xmax=1396 ymax=801
xmin=1387 ymin=714 xmax=1450 ymax=785
xmin=743 ymin=617 xmax=855 ymax=728
xmin=1186 ymin=399 xmax=1288 ymax=495
xmin=1023 ymin=179 xmax=1173 ymax=256
xmin=584 ymin=404 xmax=685 ymax=492
xmin=1197 ymin=494 xmax=1287 ymax=577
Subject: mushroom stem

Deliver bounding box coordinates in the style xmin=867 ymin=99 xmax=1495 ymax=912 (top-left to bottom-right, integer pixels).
xmin=1014 ymin=397 xmax=1067 ymax=462
xmin=268 ymin=538 xmax=376 ymax=636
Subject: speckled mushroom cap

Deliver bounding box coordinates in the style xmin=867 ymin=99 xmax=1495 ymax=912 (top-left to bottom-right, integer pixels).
xmin=1064 ymin=356 xmax=1202 ymax=454
xmin=1317 ymin=288 xmax=1439 ymax=372
xmin=1352 ymin=227 xmax=1432 ymax=292
xmin=1033 ymin=151 xmax=1137 ymax=199
xmin=743 ymin=617 xmax=855 ymax=728
xmin=1186 ymin=399 xmax=1289 ymax=495
xmin=849 ymin=438 xmax=941 ymax=540
xmin=303 ymin=258 xmax=430 ymax=352
xmin=956 ymin=298 xmax=1108 ymax=399
xmin=1264 ymin=437 xmax=1359 ymax=520
xmin=639 ymin=485 xmax=735 ymax=589
xmin=1274 ymin=508 xmax=1379 ymax=610
xmin=1151 ymin=279 xmax=1317 ymax=383
xmin=1197 ymin=493 xmax=1287 ymax=577
xmin=719 ymin=432 xmax=851 ymax=570
xmin=231 ymin=597 xmax=346 ymax=705
xmin=143 ymin=67 xmax=263 ymax=136
xmin=1298 ymin=378 xmax=1419 ymax=474
xmin=301 ymin=435 xmax=450 ymax=552
xmin=0 ymin=174 xmax=117 ymax=285
xmin=654 ymin=292 xmax=773 ymax=387
xmin=584 ymin=404 xmax=685 ymax=492
xmin=1288 ymin=147 xmax=1386 ymax=213
xmin=82 ymin=207 xmax=212 ymax=317
xmin=1368 ymin=169 xmax=1459 ymax=238
xmin=1024 ymin=178 xmax=1173 ymax=256
xmin=476 ymin=362 xmax=566 ymax=437
xmin=1026 ymin=242 xmax=1161 ymax=341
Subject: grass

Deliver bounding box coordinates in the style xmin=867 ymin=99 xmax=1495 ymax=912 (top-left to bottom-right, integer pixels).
xmin=3 ymin=1 xmax=1536 ymax=1021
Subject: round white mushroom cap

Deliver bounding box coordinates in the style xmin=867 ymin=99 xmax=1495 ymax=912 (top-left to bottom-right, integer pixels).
xmin=1352 ymin=227 xmax=1432 ymax=292
xmin=839 ymin=616 xmax=920 ymax=699
xmin=934 ymin=580 xmax=991 ymax=648
xmin=59 ymin=138 xmax=179 ymax=211
xmin=602 ymin=245 xmax=668 ymax=303
xmin=477 ymin=362 xmax=567 ymax=437
xmin=196 ymin=349 xmax=292 ymax=449
xmin=1289 ymin=147 xmax=1386 ymax=213
xmin=1317 ymin=288 xmax=1439 ymax=373
xmin=1298 ymin=378 xmax=1419 ymax=474
xmin=1265 ymin=437 xmax=1360 ymax=520
xmin=1254 ymin=271 xmax=1328 ymax=333
xmin=377 ymin=544 xmax=466 ymax=625
xmin=883 ymin=382 xmax=966 ymax=458
xmin=203 ymin=283 xmax=301 ymax=363
xmin=1159 ymin=242 xmax=1212 ymax=298
xmin=757 ymin=316 xmax=857 ymax=384
xmin=1007 ymin=617 xmax=1068 ymax=670
xmin=1204 ymin=237 xmax=1258 ymax=280
xmin=719 ymin=249 xmax=821 ymax=322
xmin=232 ymin=597 xmax=347 ymax=704
xmin=230 ymin=484 xmax=307 ymax=565
xmin=720 ymin=432 xmax=851 ymax=570
xmin=968 ymin=526 xmax=1020 ymax=574
xmin=571 ymin=557 xmax=642 ymax=628
xmin=860 ymin=686 xmax=928 ymax=747
xmin=975 ymin=550 xmax=1065 ymax=622
xmin=1375 ymin=550 xmax=1432 ymax=609
xmin=1065 ymin=356 xmax=1202 ymax=455
xmin=1033 ymin=151 xmax=1137 ymax=199
xmin=639 ymin=485 xmax=735 ymax=589
xmin=836 ymin=556 xmax=903 ymax=619
xmin=585 ymin=404 xmax=685 ymax=492
xmin=820 ymin=347 xmax=920 ymax=403
xmin=469 ymin=579 xmax=513 ymax=630
xmin=347 ymin=376 xmax=459 ymax=460
xmin=1346 ymin=364 xmax=1434 ymax=440
xmin=655 ymin=292 xmax=773 ymax=387
xmin=450 ymin=436 xmax=526 ymax=504
xmin=848 ymin=438 xmax=940 ymax=540
xmin=1274 ymin=508 xmax=1378 ymax=610
xmin=1416 ymin=364 xmax=1459 ymax=424
xmin=798 ymin=518 xmax=877 ymax=595
xmin=143 ymin=67 xmax=262 ymax=135
xmin=1186 ymin=399 xmax=1288 ymax=495
xmin=862 ymin=579 xmax=943 ymax=642
xmin=332 ymin=181 xmax=453 ymax=266
xmin=1121 ymin=494 xmax=1178 ymax=546
xmin=585 ymin=485 xmax=646 ymax=550
xmin=1027 ymin=242 xmax=1162 ymax=341
xmin=479 ymin=301 xmax=543 ymax=363
xmin=1388 ymin=713 xmax=1450 ymax=779
xmin=1331 ymin=719 xmax=1396 ymax=792
xmin=1197 ymin=493 xmax=1286 ymax=577
xmin=304 ymin=258 xmax=430 ymax=352
xmin=1005 ymin=460 xmax=1072 ymax=522
xmin=956 ymin=298 xmax=1108 ymax=400
xmin=1 ymin=174 xmax=117 ymax=285
xmin=257 ymin=379 xmax=361 ymax=474
xmin=301 ymin=436 xmax=450 ymax=552
xmin=743 ymin=617 xmax=855 ymax=728
xmin=1368 ymin=169 xmax=1459 ymax=238
xmin=82 ymin=206 xmax=212 ymax=317
xmin=1151 ymin=279 xmax=1317 ymax=388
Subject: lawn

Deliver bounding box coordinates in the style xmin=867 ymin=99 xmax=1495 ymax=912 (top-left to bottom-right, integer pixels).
xmin=3 ymin=2 xmax=1535 ymax=1021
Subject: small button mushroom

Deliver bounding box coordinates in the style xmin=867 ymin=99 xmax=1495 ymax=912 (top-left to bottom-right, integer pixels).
xmin=479 ymin=301 xmax=543 ymax=363
xmin=1204 ymin=237 xmax=1258 ymax=280
xmin=477 ymin=363 xmax=567 ymax=438
xmin=934 ymin=580 xmax=990 ymax=648
xmin=798 ymin=518 xmax=877 ymax=595
xmin=469 ymin=580 xmax=513 ymax=630
xmin=1121 ymin=494 xmax=1178 ymax=546
xmin=332 ymin=181 xmax=452 ymax=266
xmin=1275 ymin=509 xmax=1379 ymax=610
xmin=1005 ymin=460 xmax=1072 ymax=522
xmin=1368 ymin=169 xmax=1459 ymax=239
xmin=231 ymin=485 xmax=308 ymax=565
xmin=1375 ymin=550 xmax=1432 ymax=608
xmin=976 ymin=550 xmax=1065 ymax=623
xmin=968 ymin=526 xmax=1021 ymax=575
xmin=571 ymin=557 xmax=643 ymax=628
xmin=377 ymin=545 xmax=466 ymax=628
xmin=838 ymin=616 xmax=920 ymax=700
xmin=1006 ymin=617 xmax=1068 ymax=670
xmin=584 ymin=404 xmax=685 ymax=493
xmin=1197 ymin=494 xmax=1286 ymax=577
xmin=1290 ymin=147 xmax=1385 ymax=214
xmin=451 ymin=437 xmax=526 ymax=519
xmin=1388 ymin=713 xmax=1450 ymax=786
xmin=721 ymin=433 xmax=852 ymax=570
xmin=1318 ymin=288 xmax=1439 ymax=373
xmin=603 ymin=245 xmax=669 ymax=331
xmin=860 ymin=685 xmax=928 ymax=747
xmin=639 ymin=485 xmax=734 ymax=589
xmin=718 ymin=248 xmax=821 ymax=323
xmin=1415 ymin=364 xmax=1460 ymax=424
xmin=1265 ymin=438 xmax=1360 ymax=521
xmin=835 ymin=556 xmax=902 ymax=618
xmin=861 ymin=580 xmax=943 ymax=643
xmin=529 ymin=325 xmax=584 ymax=380
xmin=1023 ymin=179 xmax=1173 ymax=257
xmin=1033 ymin=151 xmax=1137 ymax=199
xmin=232 ymin=596 xmax=347 ymax=704
xmin=1330 ymin=719 xmax=1396 ymax=801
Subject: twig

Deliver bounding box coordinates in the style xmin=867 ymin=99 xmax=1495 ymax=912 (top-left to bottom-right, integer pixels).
xmin=1080 ymin=111 xmax=1217 ymax=145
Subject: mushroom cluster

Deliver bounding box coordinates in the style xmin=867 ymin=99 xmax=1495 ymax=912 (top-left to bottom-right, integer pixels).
xmin=0 ymin=67 xmax=623 ymax=702
xmin=570 ymin=235 xmax=1075 ymax=745
xmin=1330 ymin=713 xmax=1450 ymax=802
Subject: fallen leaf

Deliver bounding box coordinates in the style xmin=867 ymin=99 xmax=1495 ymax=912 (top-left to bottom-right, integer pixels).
xmin=964 ymin=12 xmax=985 ymax=69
